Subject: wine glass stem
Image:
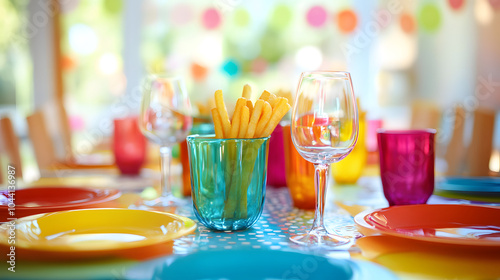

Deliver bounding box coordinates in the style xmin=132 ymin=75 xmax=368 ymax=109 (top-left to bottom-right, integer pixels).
xmin=160 ymin=146 xmax=172 ymax=198
xmin=311 ymin=163 xmax=329 ymax=233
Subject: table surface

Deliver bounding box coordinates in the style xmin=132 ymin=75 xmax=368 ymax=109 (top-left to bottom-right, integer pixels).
xmin=1 ymin=173 xmax=500 ymax=280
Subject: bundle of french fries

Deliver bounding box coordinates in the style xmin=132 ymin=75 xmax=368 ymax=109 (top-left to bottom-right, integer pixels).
xmin=211 ymin=84 xmax=291 ymax=139
xmin=208 ymin=85 xmax=291 ymax=220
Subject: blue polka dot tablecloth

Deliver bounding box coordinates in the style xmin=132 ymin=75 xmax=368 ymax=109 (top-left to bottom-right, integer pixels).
xmin=172 ymin=187 xmax=359 ymax=254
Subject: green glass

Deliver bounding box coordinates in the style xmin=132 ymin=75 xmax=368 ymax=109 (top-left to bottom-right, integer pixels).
xmin=187 ymin=135 xmax=270 ymax=231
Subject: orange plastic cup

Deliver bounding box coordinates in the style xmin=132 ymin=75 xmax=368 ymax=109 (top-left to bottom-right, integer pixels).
xmin=282 ymin=124 xmax=315 ymax=209
xmin=180 ymin=122 xmax=214 ymax=197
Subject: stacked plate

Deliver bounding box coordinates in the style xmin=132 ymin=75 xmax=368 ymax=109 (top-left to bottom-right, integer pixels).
xmin=0 ymin=187 xmax=121 ymax=221
xmin=436 ymin=177 xmax=500 ymax=195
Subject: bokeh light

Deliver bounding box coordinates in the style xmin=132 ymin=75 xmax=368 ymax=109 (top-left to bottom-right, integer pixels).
xmin=337 ymin=9 xmax=358 ymax=34
xmin=251 ymin=57 xmax=267 ymax=74
xmin=269 ymin=5 xmax=292 ymax=31
xmin=418 ymin=3 xmax=441 ymax=32
xmin=170 ymin=3 xmax=194 ymax=26
xmin=295 ymin=46 xmax=323 ymax=70
xmin=400 ymin=13 xmax=416 ymax=34
xmin=69 ymin=24 xmax=98 ymax=55
xmin=61 ymin=55 xmax=76 ymax=71
xmin=448 ymin=0 xmax=464 ymax=11
xmin=194 ymin=34 xmax=223 ymax=67
xmin=98 ymin=53 xmax=121 ymax=75
xmin=191 ymin=62 xmax=208 ymax=81
xmin=202 ymin=8 xmax=221 ymax=30
xmin=306 ymin=5 xmax=327 ymax=28
xmin=222 ymin=59 xmax=240 ymax=77
xmin=103 ymin=0 xmax=122 ymax=15
xmin=234 ymin=8 xmax=250 ymax=27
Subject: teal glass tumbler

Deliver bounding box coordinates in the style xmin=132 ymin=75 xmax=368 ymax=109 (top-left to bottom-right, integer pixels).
xmin=187 ymin=135 xmax=270 ymax=231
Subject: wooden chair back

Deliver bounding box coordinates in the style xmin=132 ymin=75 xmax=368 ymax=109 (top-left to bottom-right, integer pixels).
xmin=444 ymin=106 xmax=466 ymax=176
xmin=410 ymin=101 xmax=442 ymax=130
xmin=26 ymin=111 xmax=58 ymax=171
xmin=466 ymin=108 xmax=496 ymax=176
xmin=0 ymin=117 xmax=23 ymax=179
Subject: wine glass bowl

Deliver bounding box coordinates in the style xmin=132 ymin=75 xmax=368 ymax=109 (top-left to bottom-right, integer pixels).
xmin=139 ymin=75 xmax=192 ymax=209
xmin=290 ymin=71 xmax=358 ymax=247
xmin=140 ymin=77 xmax=192 ymax=146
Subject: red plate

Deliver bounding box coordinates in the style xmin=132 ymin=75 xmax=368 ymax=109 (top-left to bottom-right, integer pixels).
xmin=0 ymin=187 xmax=121 ymax=221
xmin=355 ymin=204 xmax=500 ymax=247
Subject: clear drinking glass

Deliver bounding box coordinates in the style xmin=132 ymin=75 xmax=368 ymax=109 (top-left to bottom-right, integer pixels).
xmin=290 ymin=71 xmax=359 ymax=247
xmin=139 ymin=75 xmax=193 ymax=208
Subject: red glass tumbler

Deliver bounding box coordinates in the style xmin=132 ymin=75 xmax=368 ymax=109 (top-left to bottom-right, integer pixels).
xmin=113 ymin=117 xmax=147 ymax=175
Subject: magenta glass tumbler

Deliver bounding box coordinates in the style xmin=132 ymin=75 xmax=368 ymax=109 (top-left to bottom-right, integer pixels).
xmin=266 ymin=124 xmax=287 ymax=187
xmin=377 ymin=129 xmax=436 ymax=206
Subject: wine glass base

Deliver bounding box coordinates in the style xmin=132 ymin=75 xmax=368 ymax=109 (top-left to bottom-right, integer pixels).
xmin=289 ymin=231 xmax=350 ymax=248
xmin=144 ymin=195 xmax=186 ymax=212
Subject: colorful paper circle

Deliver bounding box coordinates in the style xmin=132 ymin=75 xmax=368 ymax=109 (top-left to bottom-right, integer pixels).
xmin=234 ymin=8 xmax=250 ymax=27
xmin=251 ymin=58 xmax=267 ymax=74
xmin=400 ymin=13 xmax=416 ymax=34
xmin=222 ymin=59 xmax=240 ymax=77
xmin=418 ymin=3 xmax=441 ymax=32
xmin=202 ymin=8 xmax=221 ymax=30
xmin=191 ymin=63 xmax=208 ymax=81
xmin=69 ymin=115 xmax=85 ymax=131
xmin=103 ymin=0 xmax=122 ymax=15
xmin=269 ymin=5 xmax=292 ymax=31
xmin=61 ymin=55 xmax=76 ymax=71
xmin=171 ymin=3 xmax=194 ymax=26
xmin=337 ymin=9 xmax=357 ymax=34
xmin=448 ymin=0 xmax=465 ymax=10
xmin=306 ymin=6 xmax=327 ymax=28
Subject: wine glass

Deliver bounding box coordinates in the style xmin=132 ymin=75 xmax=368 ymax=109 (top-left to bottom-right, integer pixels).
xmin=139 ymin=75 xmax=193 ymax=208
xmin=290 ymin=71 xmax=358 ymax=247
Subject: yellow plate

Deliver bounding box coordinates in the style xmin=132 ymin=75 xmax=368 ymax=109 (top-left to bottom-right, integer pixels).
xmin=0 ymin=208 xmax=196 ymax=261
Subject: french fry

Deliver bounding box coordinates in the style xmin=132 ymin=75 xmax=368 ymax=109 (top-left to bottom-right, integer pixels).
xmin=260 ymin=101 xmax=291 ymax=137
xmin=208 ymin=98 xmax=216 ymax=111
xmin=215 ymin=90 xmax=231 ymax=137
xmin=196 ymin=102 xmax=207 ymax=115
xmin=242 ymin=84 xmax=252 ymax=99
xmin=245 ymin=99 xmax=265 ymax=138
xmin=258 ymin=90 xmax=271 ymax=101
xmin=229 ymin=98 xmax=246 ymax=138
xmin=268 ymin=93 xmax=278 ymax=108
xmin=272 ymin=97 xmax=287 ymax=110
xmin=211 ymin=108 xmax=224 ymax=138
xmin=246 ymin=100 xmax=254 ymax=116
xmin=278 ymin=91 xmax=293 ymax=106
xmin=254 ymin=101 xmax=272 ymax=137
xmin=238 ymin=106 xmax=250 ymax=138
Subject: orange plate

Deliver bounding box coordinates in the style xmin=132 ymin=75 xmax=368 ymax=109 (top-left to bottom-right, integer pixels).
xmin=355 ymin=204 xmax=500 ymax=247
xmin=0 ymin=187 xmax=121 ymax=221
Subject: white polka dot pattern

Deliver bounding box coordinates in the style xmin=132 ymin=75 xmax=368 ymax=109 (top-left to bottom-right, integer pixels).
xmin=173 ymin=188 xmax=358 ymax=253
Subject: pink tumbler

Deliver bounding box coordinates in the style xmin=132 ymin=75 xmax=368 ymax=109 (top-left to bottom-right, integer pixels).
xmin=377 ymin=129 xmax=436 ymax=206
